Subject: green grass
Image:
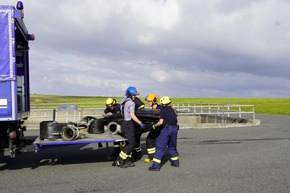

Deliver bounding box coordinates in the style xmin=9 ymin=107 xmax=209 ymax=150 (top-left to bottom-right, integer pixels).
xmin=30 ymin=94 xmax=290 ymax=116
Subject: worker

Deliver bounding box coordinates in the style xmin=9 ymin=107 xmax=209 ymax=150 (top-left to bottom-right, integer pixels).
xmin=131 ymin=88 xmax=145 ymax=161
xmin=144 ymin=93 xmax=162 ymax=163
xmin=113 ymin=86 xmax=144 ymax=168
xmin=149 ymin=96 xmax=179 ymax=171
xmin=102 ymin=98 xmax=122 ymax=157
xmin=102 ymin=98 xmax=121 ymax=117
xmin=121 ymin=87 xmax=145 ymax=161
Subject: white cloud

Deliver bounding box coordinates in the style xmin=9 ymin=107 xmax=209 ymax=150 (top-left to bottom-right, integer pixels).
xmin=3 ymin=0 xmax=290 ymax=98
xmin=130 ymin=0 xmax=179 ymax=30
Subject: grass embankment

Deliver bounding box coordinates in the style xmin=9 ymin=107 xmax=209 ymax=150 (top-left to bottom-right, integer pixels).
xmin=30 ymin=94 xmax=290 ymax=116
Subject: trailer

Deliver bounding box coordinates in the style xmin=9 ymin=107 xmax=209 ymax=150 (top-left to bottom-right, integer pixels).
xmin=34 ymin=133 xmax=127 ymax=160
xmin=32 ymin=109 xmax=159 ymax=159
xmin=0 ymin=1 xmax=35 ymax=157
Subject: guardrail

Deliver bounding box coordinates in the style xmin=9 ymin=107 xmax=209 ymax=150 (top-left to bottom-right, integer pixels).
xmin=25 ymin=104 xmax=256 ymax=129
xmin=30 ymin=102 xmax=255 ymax=118
xmin=174 ymin=103 xmax=255 ymax=120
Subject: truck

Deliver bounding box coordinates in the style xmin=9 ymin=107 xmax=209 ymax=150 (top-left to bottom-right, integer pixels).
xmin=0 ymin=1 xmax=159 ymax=158
xmin=0 ymin=1 xmax=35 ymax=157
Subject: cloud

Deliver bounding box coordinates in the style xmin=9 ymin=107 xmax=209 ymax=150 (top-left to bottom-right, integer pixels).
xmin=4 ymin=0 xmax=290 ymax=98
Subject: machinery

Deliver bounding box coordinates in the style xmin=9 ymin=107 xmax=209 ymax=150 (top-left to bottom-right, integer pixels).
xmin=0 ymin=1 xmax=35 ymax=157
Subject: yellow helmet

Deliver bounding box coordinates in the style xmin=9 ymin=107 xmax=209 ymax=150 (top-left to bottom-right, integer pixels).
xmin=160 ymin=96 xmax=171 ymax=105
xmin=145 ymin=94 xmax=157 ymax=104
xmin=105 ymin=98 xmax=116 ymax=107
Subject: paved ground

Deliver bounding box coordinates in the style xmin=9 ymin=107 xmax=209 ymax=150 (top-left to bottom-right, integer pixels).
xmin=1 ymin=114 xmax=290 ymax=193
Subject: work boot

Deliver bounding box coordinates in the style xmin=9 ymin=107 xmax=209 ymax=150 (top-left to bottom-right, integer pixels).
xmin=112 ymin=157 xmax=128 ymax=168
xmin=116 ymin=160 xmax=127 ymax=168
xmin=144 ymin=158 xmax=153 ymax=163
xmin=112 ymin=161 xmax=117 ymax=166
xmin=171 ymin=160 xmax=180 ymax=167
xmin=171 ymin=163 xmax=179 ymax=167
xmin=125 ymin=158 xmax=135 ymax=167
xmin=148 ymin=166 xmax=160 ymax=171
xmin=132 ymin=151 xmax=143 ymax=161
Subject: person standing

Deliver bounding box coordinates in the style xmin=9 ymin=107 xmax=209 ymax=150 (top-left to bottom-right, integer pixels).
xmin=144 ymin=94 xmax=162 ymax=163
xmin=121 ymin=88 xmax=145 ymax=161
xmin=149 ymin=96 xmax=179 ymax=171
xmin=102 ymin=98 xmax=122 ymax=157
xmin=113 ymin=86 xmax=144 ymax=168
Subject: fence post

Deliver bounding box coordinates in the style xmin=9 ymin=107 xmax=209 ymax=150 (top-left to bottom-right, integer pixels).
xmin=53 ymin=109 xmax=56 ymax=122
xmin=252 ymin=105 xmax=255 ymax=120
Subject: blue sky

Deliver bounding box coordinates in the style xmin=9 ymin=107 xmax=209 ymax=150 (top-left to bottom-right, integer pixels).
xmin=5 ymin=0 xmax=290 ymax=98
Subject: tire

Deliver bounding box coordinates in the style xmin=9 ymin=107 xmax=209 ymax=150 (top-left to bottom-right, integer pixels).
xmin=89 ymin=119 xmax=105 ymax=134
xmin=39 ymin=121 xmax=67 ymax=140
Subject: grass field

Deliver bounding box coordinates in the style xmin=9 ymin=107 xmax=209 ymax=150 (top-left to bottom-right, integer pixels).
xmin=30 ymin=94 xmax=290 ymax=116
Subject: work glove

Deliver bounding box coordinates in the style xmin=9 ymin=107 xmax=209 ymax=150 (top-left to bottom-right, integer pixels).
xmin=139 ymin=122 xmax=144 ymax=129
xmin=106 ymin=112 xmax=113 ymax=117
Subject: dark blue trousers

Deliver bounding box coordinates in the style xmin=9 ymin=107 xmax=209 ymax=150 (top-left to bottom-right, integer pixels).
xmin=152 ymin=125 xmax=179 ymax=168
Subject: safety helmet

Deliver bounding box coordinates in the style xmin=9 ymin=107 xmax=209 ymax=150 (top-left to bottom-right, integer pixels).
xmin=125 ymin=86 xmax=138 ymax=98
xmin=160 ymin=96 xmax=171 ymax=105
xmin=105 ymin=98 xmax=116 ymax=107
xmin=145 ymin=94 xmax=157 ymax=104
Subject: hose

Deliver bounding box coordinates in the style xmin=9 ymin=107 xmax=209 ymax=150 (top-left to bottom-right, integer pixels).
xmin=107 ymin=122 xmax=121 ymax=135
xmin=61 ymin=124 xmax=88 ymax=141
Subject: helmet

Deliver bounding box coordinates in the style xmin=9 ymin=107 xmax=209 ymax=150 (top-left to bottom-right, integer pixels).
xmin=160 ymin=96 xmax=171 ymax=105
xmin=145 ymin=94 xmax=157 ymax=104
xmin=125 ymin=86 xmax=137 ymax=98
xmin=105 ymin=98 xmax=116 ymax=107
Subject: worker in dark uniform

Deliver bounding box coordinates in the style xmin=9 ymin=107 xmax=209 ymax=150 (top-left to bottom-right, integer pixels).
xmin=131 ymin=88 xmax=145 ymax=160
xmin=144 ymin=94 xmax=162 ymax=163
xmin=102 ymin=98 xmax=120 ymax=117
xmin=149 ymin=96 xmax=179 ymax=171
xmin=113 ymin=86 xmax=144 ymax=168
xmin=102 ymin=98 xmax=122 ymax=157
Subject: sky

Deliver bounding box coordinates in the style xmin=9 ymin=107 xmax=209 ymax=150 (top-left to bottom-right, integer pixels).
xmin=4 ymin=0 xmax=290 ymax=98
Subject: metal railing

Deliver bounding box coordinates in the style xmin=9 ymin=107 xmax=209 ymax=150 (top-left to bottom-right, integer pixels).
xmin=26 ymin=108 xmax=104 ymax=124
xmin=25 ymin=103 xmax=255 ymax=125
xmin=174 ymin=103 xmax=255 ymax=120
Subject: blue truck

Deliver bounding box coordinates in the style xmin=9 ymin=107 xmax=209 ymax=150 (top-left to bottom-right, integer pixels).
xmin=0 ymin=1 xmax=35 ymax=157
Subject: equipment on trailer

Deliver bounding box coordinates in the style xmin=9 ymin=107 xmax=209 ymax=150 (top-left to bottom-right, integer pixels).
xmin=38 ymin=109 xmax=160 ymax=141
xmin=33 ymin=108 xmax=160 ymax=159
xmin=104 ymin=109 xmax=160 ymax=135
xmin=0 ymin=1 xmax=35 ymax=157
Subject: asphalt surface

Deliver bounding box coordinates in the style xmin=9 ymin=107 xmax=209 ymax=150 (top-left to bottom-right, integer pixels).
xmin=1 ymin=114 xmax=290 ymax=193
